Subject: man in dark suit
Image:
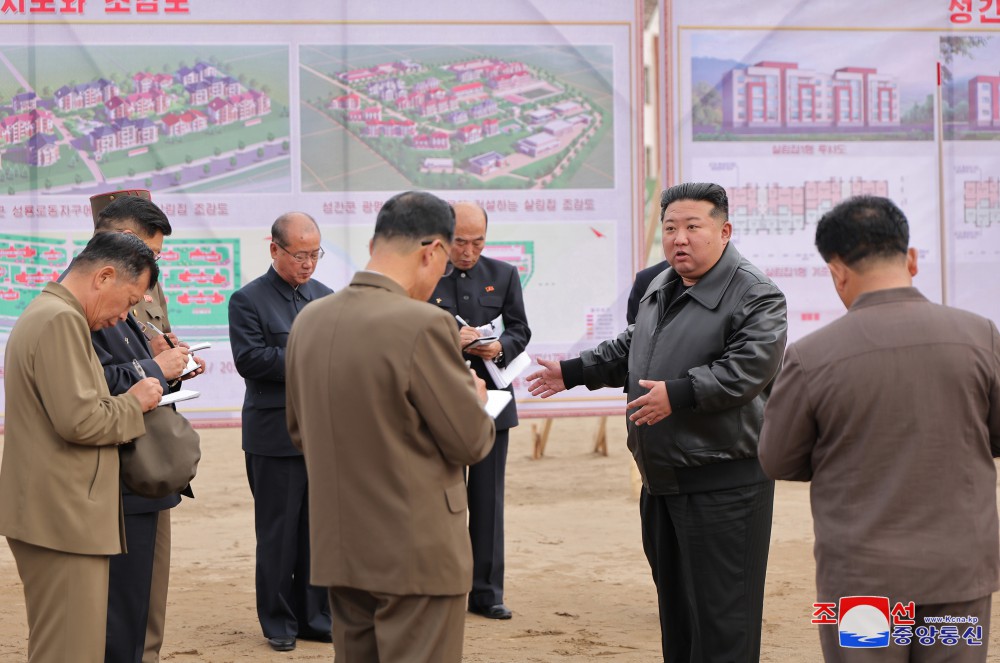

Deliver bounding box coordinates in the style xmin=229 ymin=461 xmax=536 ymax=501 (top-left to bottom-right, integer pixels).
xmin=759 ymin=196 xmax=1000 ymax=662
xmin=229 ymin=211 xmax=333 ymax=652
xmin=627 ymin=260 xmax=669 ymax=326
xmin=429 ymin=201 xmax=531 ymax=620
xmin=92 ymin=190 xmax=204 ymax=663
xmin=89 ymin=194 xmax=198 ymax=663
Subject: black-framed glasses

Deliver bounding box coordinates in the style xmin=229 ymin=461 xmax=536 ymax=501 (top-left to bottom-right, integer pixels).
xmin=421 ymin=239 xmax=454 ymax=277
xmin=275 ymin=243 xmax=325 ymax=264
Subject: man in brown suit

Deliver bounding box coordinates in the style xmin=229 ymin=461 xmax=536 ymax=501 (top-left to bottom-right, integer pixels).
xmin=0 ymin=232 xmax=164 ymax=663
xmin=758 ymin=196 xmax=1000 ymax=662
xmin=286 ymin=190 xmax=495 ymax=662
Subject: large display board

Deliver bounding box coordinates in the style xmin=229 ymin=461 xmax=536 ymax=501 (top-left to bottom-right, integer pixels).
xmin=662 ymin=0 xmax=1000 ymax=340
xmin=0 ymin=1 xmax=645 ymax=422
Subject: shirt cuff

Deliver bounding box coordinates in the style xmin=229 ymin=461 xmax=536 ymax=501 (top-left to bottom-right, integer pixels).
xmin=560 ymin=357 xmax=585 ymax=390
xmin=666 ymin=377 xmax=695 ymax=411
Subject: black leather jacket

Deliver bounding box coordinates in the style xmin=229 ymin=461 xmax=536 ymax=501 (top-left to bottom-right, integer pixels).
xmin=566 ymin=244 xmax=787 ymax=494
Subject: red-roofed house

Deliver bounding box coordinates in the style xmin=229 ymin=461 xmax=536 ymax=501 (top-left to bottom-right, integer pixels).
xmin=0 ymin=109 xmax=54 ymax=145
xmin=207 ymin=97 xmax=237 ymax=125
xmin=161 ymin=109 xmax=207 ymax=137
xmin=457 ymin=123 xmax=482 ymax=145
xmin=451 ymin=81 xmax=484 ymax=99
xmin=329 ymin=93 xmax=362 ymax=111
xmin=482 ymin=118 xmax=500 ymax=137
xmin=105 ymin=96 xmax=130 ymax=120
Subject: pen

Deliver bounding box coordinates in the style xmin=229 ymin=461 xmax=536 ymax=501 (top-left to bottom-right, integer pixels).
xmin=146 ymin=322 xmax=175 ymax=348
xmin=132 ymin=359 xmax=147 ymax=379
xmin=455 ymin=314 xmax=470 ymax=327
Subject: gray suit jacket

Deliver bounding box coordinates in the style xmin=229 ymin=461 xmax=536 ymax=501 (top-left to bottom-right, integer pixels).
xmin=759 ymin=287 xmax=1000 ymax=604
xmin=286 ymin=271 xmax=495 ymax=596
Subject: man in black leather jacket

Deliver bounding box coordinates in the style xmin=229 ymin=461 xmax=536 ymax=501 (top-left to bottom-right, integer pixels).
xmin=528 ymin=182 xmax=787 ymax=663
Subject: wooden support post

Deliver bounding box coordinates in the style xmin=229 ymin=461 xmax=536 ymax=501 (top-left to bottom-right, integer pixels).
xmin=531 ymin=419 xmax=554 ymax=459
xmin=592 ymin=416 xmax=608 ymax=456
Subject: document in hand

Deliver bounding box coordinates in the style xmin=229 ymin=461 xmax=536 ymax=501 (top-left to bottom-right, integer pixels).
xmin=485 ymin=351 xmax=531 ymax=389
xmin=179 ymin=342 xmax=210 ymax=377
xmin=158 ymin=389 xmax=200 ymax=407
xmin=485 ymin=390 xmax=512 ymax=419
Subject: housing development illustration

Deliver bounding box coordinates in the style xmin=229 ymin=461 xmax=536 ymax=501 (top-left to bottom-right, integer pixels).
xmin=0 ymin=46 xmax=291 ymax=194
xmin=300 ymin=45 xmax=614 ymax=191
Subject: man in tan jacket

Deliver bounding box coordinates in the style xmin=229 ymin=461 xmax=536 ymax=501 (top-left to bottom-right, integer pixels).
xmin=286 ymin=190 xmax=495 ymax=662
xmin=0 ymin=232 xmax=164 ymax=662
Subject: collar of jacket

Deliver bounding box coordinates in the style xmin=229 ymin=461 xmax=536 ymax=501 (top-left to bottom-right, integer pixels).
xmin=265 ymin=265 xmax=319 ymax=303
xmin=350 ymin=270 xmax=408 ymax=297
xmin=42 ymin=280 xmax=86 ymax=317
xmin=642 ymin=242 xmax=743 ymax=312
xmin=850 ymin=286 xmax=926 ymax=312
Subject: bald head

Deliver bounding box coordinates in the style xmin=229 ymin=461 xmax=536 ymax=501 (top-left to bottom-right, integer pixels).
xmin=449 ymin=202 xmax=488 ymax=271
xmin=270 ymin=211 xmax=323 ymax=287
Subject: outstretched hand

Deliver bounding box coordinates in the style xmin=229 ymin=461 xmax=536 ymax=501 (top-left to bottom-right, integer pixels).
xmin=526 ymin=358 xmax=566 ymax=399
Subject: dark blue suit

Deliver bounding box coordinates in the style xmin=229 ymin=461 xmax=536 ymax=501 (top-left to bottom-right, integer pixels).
xmin=430 ymin=255 xmax=531 ymax=609
xmin=91 ymin=314 xmax=182 ymax=663
xmin=228 ymin=266 xmax=333 ymax=640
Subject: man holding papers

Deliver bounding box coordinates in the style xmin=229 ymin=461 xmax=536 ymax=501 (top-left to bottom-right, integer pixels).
xmin=287 ymin=190 xmax=494 ymax=662
xmin=0 ymin=232 xmax=162 ymax=662
xmin=429 ymin=201 xmax=531 ymax=621
xmin=89 ymin=192 xmax=198 ymax=663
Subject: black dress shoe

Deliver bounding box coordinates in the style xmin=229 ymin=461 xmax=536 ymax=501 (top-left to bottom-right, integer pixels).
xmin=469 ymin=603 xmax=513 ymax=620
xmin=267 ymin=636 xmax=296 ymax=652
xmin=298 ymin=631 xmax=333 ymax=643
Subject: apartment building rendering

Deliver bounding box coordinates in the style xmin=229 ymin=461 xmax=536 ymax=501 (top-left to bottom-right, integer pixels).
xmin=721 ymin=61 xmax=900 ymax=131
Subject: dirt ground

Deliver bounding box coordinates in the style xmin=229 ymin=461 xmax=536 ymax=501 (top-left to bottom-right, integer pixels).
xmin=0 ymin=417 xmax=998 ymax=661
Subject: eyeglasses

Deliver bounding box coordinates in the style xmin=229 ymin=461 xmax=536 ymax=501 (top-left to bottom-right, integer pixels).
xmin=421 ymin=239 xmax=454 ymax=277
xmin=275 ymin=243 xmax=325 ymax=264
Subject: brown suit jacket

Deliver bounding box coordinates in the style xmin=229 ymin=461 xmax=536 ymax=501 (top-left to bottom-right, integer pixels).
xmin=759 ymin=287 xmax=1000 ymax=604
xmin=0 ymin=282 xmax=146 ymax=555
xmin=286 ymin=271 xmax=495 ymax=596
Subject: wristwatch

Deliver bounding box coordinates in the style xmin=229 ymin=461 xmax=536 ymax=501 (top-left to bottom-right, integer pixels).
xmin=492 ymin=350 xmax=504 ymax=365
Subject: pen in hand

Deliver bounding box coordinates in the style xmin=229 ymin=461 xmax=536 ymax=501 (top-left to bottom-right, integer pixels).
xmin=145 ymin=322 xmax=175 ymax=348
xmin=455 ymin=315 xmax=470 ymax=327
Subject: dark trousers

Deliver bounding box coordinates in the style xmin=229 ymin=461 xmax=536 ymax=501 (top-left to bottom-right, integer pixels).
xmin=246 ymin=452 xmax=331 ymax=639
xmin=468 ymin=428 xmax=509 ymax=609
xmin=640 ymin=481 xmax=774 ymax=663
xmin=105 ymin=511 xmax=159 ymax=663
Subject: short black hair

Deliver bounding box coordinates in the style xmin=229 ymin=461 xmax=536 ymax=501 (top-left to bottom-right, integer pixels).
xmin=374 ymin=191 xmax=455 ymax=243
xmin=70 ymin=231 xmax=159 ymax=289
xmin=660 ymin=182 xmax=729 ymax=223
xmin=95 ymin=195 xmax=172 ymax=238
xmin=815 ymin=196 xmax=909 ymax=267
xmin=272 ymin=211 xmax=319 ymax=247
